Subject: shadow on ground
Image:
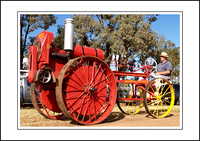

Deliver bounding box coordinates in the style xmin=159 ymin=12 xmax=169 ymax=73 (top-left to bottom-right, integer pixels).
xmin=69 ymin=112 xmax=125 ymax=125
xmin=102 ymin=112 xmax=125 ymax=123
xmin=145 ymin=113 xmax=174 ymax=118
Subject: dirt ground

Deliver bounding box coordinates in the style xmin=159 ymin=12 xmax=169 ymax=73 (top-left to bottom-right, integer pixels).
xmin=20 ymin=105 xmax=180 ymax=127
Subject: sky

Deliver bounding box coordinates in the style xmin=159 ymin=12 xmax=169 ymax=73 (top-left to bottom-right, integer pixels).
xmin=151 ymin=14 xmax=180 ymax=47
xmin=28 ymin=14 xmax=180 ymax=47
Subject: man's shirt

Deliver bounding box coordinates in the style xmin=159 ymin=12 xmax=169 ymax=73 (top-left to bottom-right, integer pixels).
xmin=157 ymin=60 xmax=172 ymax=77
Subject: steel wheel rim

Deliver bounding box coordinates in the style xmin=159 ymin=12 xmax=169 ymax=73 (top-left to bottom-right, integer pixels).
xmin=56 ymin=56 xmax=117 ymax=125
xmin=30 ymin=83 xmax=65 ymax=120
xmin=144 ymin=57 xmax=157 ymax=73
xmin=117 ymin=83 xmax=143 ymax=115
xmin=144 ymin=78 xmax=175 ymax=118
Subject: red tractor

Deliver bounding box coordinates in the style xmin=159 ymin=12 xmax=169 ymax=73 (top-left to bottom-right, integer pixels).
xmin=28 ymin=19 xmax=175 ymax=125
xmin=28 ymin=19 xmax=117 ymax=125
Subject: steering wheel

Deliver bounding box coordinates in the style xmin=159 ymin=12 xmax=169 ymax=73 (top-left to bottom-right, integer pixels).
xmin=144 ymin=57 xmax=157 ymax=73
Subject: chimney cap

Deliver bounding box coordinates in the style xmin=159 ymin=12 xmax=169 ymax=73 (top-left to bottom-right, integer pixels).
xmin=65 ymin=18 xmax=74 ymax=24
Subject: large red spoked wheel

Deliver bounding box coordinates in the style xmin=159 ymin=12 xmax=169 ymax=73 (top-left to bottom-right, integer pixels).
xmin=56 ymin=56 xmax=117 ymax=125
xmin=30 ymin=83 xmax=66 ymax=119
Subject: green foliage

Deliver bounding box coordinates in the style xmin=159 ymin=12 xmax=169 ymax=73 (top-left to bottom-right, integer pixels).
xmin=71 ymin=14 xmax=163 ymax=70
xmin=20 ymin=14 xmax=57 ymax=69
xmin=52 ymin=25 xmax=65 ymax=49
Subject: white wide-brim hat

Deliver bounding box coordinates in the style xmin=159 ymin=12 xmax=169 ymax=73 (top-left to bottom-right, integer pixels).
xmin=160 ymin=52 xmax=169 ymax=58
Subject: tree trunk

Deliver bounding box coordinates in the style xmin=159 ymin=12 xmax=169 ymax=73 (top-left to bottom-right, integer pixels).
xmin=20 ymin=15 xmax=24 ymax=69
xmin=20 ymin=19 xmax=30 ymax=69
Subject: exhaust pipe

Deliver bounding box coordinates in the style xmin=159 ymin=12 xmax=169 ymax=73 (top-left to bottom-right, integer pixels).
xmin=64 ymin=18 xmax=74 ymax=51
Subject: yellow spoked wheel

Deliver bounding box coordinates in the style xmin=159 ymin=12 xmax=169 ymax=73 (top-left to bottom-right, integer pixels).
xmin=144 ymin=77 xmax=175 ymax=118
xmin=117 ymin=83 xmax=143 ymax=115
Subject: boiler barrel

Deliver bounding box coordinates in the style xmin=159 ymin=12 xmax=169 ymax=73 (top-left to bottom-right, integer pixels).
xmin=72 ymin=45 xmax=104 ymax=59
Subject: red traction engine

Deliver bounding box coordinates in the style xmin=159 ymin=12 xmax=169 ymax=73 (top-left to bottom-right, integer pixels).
xmin=28 ymin=19 xmax=117 ymax=125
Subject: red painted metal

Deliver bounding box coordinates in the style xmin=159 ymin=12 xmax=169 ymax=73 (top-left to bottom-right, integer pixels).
xmin=72 ymin=45 xmax=104 ymax=59
xmin=27 ymin=31 xmax=70 ymax=118
xmin=28 ymin=46 xmax=37 ymax=83
xmin=117 ymin=98 xmax=143 ymax=100
xmin=39 ymin=83 xmax=62 ymax=112
xmin=116 ymin=79 xmax=149 ymax=84
xmin=36 ymin=30 xmax=54 ymax=63
xmin=113 ymin=71 xmax=149 ymax=78
xmin=112 ymin=57 xmax=155 ymax=108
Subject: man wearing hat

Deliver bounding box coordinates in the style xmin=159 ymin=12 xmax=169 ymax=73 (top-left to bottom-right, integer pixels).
xmin=150 ymin=52 xmax=172 ymax=80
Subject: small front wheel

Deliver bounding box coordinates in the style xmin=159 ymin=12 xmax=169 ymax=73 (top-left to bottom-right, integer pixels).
xmin=144 ymin=78 xmax=175 ymax=118
xmin=30 ymin=83 xmax=66 ymax=120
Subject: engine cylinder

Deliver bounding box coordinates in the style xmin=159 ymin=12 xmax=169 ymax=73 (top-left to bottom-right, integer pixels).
xmin=64 ymin=19 xmax=74 ymax=51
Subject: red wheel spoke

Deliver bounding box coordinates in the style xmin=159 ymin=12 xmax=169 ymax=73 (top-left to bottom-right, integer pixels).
xmin=94 ymin=95 xmax=106 ymax=108
xmin=67 ymin=92 xmax=85 ymax=108
xmin=63 ymin=83 xmax=83 ymax=91
xmin=43 ymin=107 xmax=52 ymax=117
xmin=65 ymin=92 xmax=85 ymax=99
xmin=92 ymin=61 xmax=96 ymax=85
xmin=76 ymin=94 xmax=87 ymax=120
xmin=67 ymin=75 xmax=84 ymax=88
xmin=97 ymin=95 xmax=108 ymax=98
xmin=92 ymin=95 xmax=97 ymax=121
xmin=65 ymin=97 xmax=84 ymax=100
xmin=94 ymin=67 xmax=103 ymax=87
xmin=82 ymin=62 xmax=89 ymax=85
xmin=93 ymin=76 xmax=112 ymax=87
xmin=81 ymin=95 xmax=91 ymax=122
xmin=63 ymin=89 xmax=84 ymax=93
xmin=87 ymin=60 xmax=90 ymax=83
xmin=95 ymin=95 xmax=107 ymax=103
xmin=72 ymin=70 xmax=86 ymax=86
xmin=34 ymin=90 xmax=55 ymax=118
xmin=87 ymin=103 xmax=110 ymax=124
xmin=34 ymin=90 xmax=42 ymax=102
xmin=97 ymin=84 xmax=108 ymax=94
xmin=34 ymin=90 xmax=46 ymax=108
xmin=87 ymin=96 xmax=94 ymax=123
xmin=92 ymin=68 xmax=107 ymax=86
xmin=90 ymin=63 xmax=102 ymax=85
